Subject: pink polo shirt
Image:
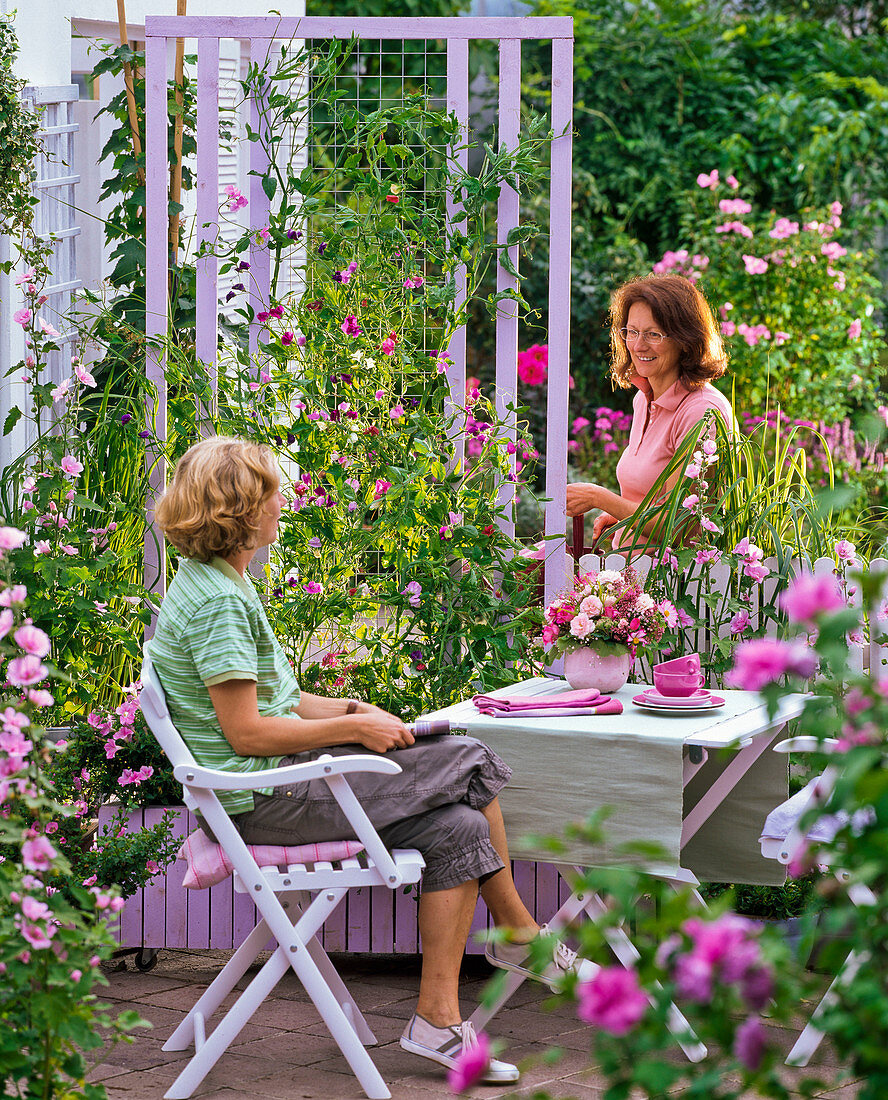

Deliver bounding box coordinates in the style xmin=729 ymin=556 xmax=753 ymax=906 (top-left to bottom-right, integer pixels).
xmin=613 ymin=375 xmax=733 ymax=546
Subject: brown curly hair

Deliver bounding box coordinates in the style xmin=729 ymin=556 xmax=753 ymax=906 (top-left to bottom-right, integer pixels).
xmin=155 ymin=437 xmax=280 ymax=562
xmin=608 ymin=274 xmax=728 ymax=391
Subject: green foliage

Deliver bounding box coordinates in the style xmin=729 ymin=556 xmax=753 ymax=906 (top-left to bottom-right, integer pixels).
xmin=0 ymin=15 xmax=40 ymax=246
xmin=0 ymin=574 xmax=147 ymax=1099
xmin=521 ymin=0 xmax=888 ymax=414
xmin=662 ymin=182 xmax=886 ymax=423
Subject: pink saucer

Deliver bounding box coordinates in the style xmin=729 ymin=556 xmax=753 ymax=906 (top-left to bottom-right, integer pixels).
xmin=643 ymin=687 xmax=711 ymax=706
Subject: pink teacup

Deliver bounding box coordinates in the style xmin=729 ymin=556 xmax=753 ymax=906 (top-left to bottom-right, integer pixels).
xmin=653 ymin=655 xmax=703 ymax=697
xmin=654 ymin=654 xmax=701 ymax=676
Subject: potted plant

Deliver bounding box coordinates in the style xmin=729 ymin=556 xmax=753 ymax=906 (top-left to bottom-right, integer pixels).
xmin=539 ymin=565 xmax=674 ymax=691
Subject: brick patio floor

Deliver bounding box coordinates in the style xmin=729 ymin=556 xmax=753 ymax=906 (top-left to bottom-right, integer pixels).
xmin=88 ymin=949 xmax=863 ymax=1099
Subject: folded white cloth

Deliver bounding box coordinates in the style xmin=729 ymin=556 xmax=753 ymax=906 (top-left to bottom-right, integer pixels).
xmin=760 ymin=776 xmax=873 ymax=844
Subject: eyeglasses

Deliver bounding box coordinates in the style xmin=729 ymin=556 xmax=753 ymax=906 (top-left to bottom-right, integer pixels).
xmin=618 ymin=327 xmax=668 ymax=346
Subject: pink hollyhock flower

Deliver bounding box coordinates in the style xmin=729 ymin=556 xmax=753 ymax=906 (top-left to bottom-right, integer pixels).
xmin=21 ymin=834 xmax=57 ymax=872
xmin=21 ymin=896 xmax=52 ymax=922
xmin=700 ymin=517 xmax=720 ymax=533
xmin=13 ymin=308 xmax=31 ymax=326
xmin=577 ymin=966 xmax=647 ymax=1035
xmin=60 ymin=455 xmax=84 ymax=477
xmin=847 ymin=319 xmax=862 ymax=339
xmin=779 ymin=573 xmax=844 ymax=624
xmin=734 ymin=1016 xmax=767 ymax=1070
xmin=13 ymin=625 xmax=50 ymax=658
xmin=446 ymin=1030 xmax=491 ymax=1093
xmin=74 ymin=363 xmax=96 ymax=387
xmin=28 ymin=689 xmax=54 ymax=707
xmin=681 ymin=494 xmax=700 ymax=510
xmin=7 ymin=655 xmax=48 ymax=687
xmin=730 ymin=609 xmax=750 ymax=635
xmin=726 ymin=637 xmax=816 ymax=691
xmin=21 ymin=923 xmax=54 ymax=949
xmin=0 ymin=608 xmax=13 ymax=640
xmin=0 ymin=527 xmax=26 ymax=551
xmin=834 ymin=538 xmax=857 ymax=565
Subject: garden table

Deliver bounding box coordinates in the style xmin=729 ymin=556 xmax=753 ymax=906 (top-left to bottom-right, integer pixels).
xmin=421 ymin=676 xmax=808 ymax=1055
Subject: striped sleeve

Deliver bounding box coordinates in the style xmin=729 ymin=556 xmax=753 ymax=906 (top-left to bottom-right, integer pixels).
xmin=183 ymin=594 xmax=259 ymax=685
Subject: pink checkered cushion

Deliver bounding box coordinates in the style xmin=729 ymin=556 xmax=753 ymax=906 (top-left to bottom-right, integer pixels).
xmin=177 ymin=828 xmax=365 ymax=889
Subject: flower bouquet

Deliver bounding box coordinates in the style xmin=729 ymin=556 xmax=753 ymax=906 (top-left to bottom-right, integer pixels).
xmin=540 ymin=567 xmax=676 ymax=689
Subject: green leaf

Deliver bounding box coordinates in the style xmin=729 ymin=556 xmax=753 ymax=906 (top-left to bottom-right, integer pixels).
xmin=3 ymin=406 xmax=22 ymax=435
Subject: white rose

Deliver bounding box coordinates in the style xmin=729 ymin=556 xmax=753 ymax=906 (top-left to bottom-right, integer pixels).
xmin=597 ymin=570 xmax=621 ymax=585
xmin=636 ymin=593 xmax=654 ymax=612
xmin=569 ymin=613 xmax=593 ymax=639
xmin=579 ymin=595 xmax=603 ymax=616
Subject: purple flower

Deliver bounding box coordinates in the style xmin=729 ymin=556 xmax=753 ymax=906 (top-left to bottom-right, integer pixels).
xmin=287 ymin=230 xmax=302 ymax=240
xmin=120 ymin=413 xmax=132 ymax=424
xmin=237 ymin=261 xmax=250 ymax=272
xmin=733 ymin=1016 xmax=767 ymax=1070
xmin=576 ymin=966 xmax=647 ymax=1036
xmin=779 ymin=573 xmax=844 ymax=625
xmin=317 ymin=242 xmax=327 ymax=255
xmin=341 ymin=315 xmax=362 ymax=337
xmin=727 ymin=637 xmax=817 ymax=691
xmin=401 ymin=581 xmax=421 ymax=607
xmin=138 ymin=430 xmax=151 ymax=439
xmin=281 ymin=331 xmax=294 ymax=346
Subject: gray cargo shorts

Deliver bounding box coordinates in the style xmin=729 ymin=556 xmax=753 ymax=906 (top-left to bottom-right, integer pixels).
xmin=230 ymin=734 xmax=512 ymax=892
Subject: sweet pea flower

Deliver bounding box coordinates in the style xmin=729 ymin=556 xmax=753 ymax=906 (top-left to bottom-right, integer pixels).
xmin=373 ymin=479 xmax=392 ymax=500
xmin=223 ymin=184 xmax=248 ymax=211
xmin=389 ymin=404 xmax=405 ymax=419
xmin=340 ymin=314 xmax=363 ymax=337
xmin=577 ymin=966 xmax=647 ymax=1035
xmin=303 ymin=581 xmax=323 ymax=594
xmin=60 ymin=455 xmax=84 ymax=477
xmin=681 ymin=494 xmax=700 ymax=510
xmin=401 ymin=581 xmax=422 ymax=607
xmin=380 ymin=333 xmax=397 ymax=356
xmin=13 ymin=625 xmax=50 ymax=658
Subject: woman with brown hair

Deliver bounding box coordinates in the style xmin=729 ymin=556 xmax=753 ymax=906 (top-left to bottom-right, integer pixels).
xmin=566 ymin=273 xmax=733 ymax=549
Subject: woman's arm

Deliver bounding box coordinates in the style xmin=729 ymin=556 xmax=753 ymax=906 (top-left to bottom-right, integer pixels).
xmin=207 ymin=679 xmax=415 ymax=758
xmin=567 ymin=476 xmax=681 ymax=542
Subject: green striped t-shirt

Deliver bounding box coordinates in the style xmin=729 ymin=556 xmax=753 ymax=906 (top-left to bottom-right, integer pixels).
xmin=149 ymin=556 xmax=301 ymax=814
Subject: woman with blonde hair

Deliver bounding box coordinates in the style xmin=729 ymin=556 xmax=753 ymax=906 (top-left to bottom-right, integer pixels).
xmin=151 ymin=436 xmax=595 ymax=1083
xmin=567 ymin=273 xmax=733 ymax=548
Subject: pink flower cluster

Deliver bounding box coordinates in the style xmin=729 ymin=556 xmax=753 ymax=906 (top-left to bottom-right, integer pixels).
xmin=517 ymin=344 xmax=548 ymax=386
xmin=653 ymin=249 xmax=709 ymax=282
xmin=223 ymin=184 xmax=247 ymax=211
xmin=570 ymin=407 xmax=631 ymax=456
xmin=577 ymin=965 xmax=647 ymax=1035
xmin=541 ymin=566 xmax=671 ymax=656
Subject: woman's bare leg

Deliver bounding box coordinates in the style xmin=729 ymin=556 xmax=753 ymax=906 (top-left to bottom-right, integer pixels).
xmin=479 ymin=796 xmax=538 ymax=937
xmin=416 ymin=878 xmax=479 ymax=1026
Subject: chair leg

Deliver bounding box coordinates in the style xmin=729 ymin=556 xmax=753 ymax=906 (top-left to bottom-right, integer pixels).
xmin=303 ymin=930 xmax=378 ymax=1046
xmin=786 ymin=949 xmax=867 ymax=1067
xmin=163 ymin=917 xmax=271 ymax=1052
xmin=469 ymin=968 xmax=528 ymax=1033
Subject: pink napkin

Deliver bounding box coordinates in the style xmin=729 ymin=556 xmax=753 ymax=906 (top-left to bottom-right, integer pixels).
xmin=472 ymin=689 xmax=623 ymax=717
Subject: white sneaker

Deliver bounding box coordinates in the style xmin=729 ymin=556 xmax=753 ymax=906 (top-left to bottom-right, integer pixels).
xmin=485 ymin=923 xmax=599 ymax=992
xmin=399 ymin=1014 xmax=519 ymax=1083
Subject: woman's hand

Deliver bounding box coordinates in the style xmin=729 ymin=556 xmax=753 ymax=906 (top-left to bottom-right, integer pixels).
xmin=354 ymin=711 xmax=415 ymax=754
xmin=566 ymin=482 xmax=601 ymax=517
xmin=591 ymin=512 xmax=618 ymax=544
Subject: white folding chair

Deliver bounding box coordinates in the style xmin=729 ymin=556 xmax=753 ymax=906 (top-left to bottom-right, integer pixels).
xmin=759 ymin=735 xmax=875 ymax=1067
xmin=139 ymin=644 xmax=425 ymax=1100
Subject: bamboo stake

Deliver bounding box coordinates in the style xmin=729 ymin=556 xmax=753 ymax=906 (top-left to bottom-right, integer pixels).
xmin=170 ymin=0 xmax=186 ymax=269
xmin=116 ymin=0 xmax=144 ymax=187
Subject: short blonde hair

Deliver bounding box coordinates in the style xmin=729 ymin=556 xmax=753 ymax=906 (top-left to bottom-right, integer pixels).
xmin=155 ymin=437 xmax=280 ymax=562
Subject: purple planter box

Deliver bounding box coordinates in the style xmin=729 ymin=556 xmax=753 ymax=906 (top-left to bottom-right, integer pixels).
xmin=99 ymin=805 xmax=549 ymax=954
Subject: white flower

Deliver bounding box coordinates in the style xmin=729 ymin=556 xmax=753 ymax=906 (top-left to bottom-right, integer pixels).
xmin=579 ymin=595 xmax=603 ymax=616
xmin=636 ymin=593 xmax=655 ymax=612
xmin=597 ymin=570 xmax=621 ymax=585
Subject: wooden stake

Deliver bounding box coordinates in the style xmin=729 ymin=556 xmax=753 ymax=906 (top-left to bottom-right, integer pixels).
xmin=170 ymin=0 xmax=186 ymax=269
xmin=116 ymin=0 xmax=144 ymax=187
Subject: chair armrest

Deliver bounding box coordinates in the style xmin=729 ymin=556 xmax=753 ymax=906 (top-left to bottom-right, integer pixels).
xmin=774 ymin=736 xmax=840 ymax=754
xmin=173 ymin=752 xmax=402 ymax=791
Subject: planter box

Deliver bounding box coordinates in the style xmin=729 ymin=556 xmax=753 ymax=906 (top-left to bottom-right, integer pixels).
xmin=99 ymin=806 xmax=551 ymax=955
